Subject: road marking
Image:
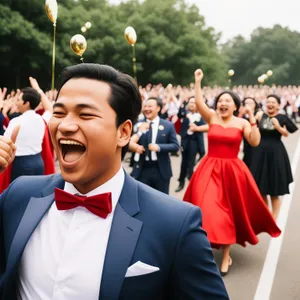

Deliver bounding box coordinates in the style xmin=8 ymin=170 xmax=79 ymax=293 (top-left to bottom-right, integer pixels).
xmin=254 ymin=136 xmax=300 ymax=300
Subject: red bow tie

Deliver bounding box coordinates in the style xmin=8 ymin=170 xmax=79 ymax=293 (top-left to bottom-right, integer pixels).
xmin=55 ymin=188 xmax=112 ymax=218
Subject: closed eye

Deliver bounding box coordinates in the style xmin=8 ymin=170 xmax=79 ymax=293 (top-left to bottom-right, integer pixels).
xmin=53 ymin=111 xmax=65 ymax=116
xmin=80 ymin=113 xmax=97 ymax=118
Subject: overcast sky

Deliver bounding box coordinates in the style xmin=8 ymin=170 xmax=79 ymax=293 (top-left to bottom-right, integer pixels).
xmin=109 ymin=0 xmax=300 ymax=42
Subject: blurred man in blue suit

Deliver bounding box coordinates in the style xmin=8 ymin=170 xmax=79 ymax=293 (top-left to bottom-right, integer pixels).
xmin=131 ymin=97 xmax=179 ymax=194
xmin=0 ymin=64 xmax=229 ymax=300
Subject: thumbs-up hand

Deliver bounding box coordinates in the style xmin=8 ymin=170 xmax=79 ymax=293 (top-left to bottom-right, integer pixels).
xmin=0 ymin=125 xmax=20 ymax=173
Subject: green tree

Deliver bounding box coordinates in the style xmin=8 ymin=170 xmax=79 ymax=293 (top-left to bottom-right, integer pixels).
xmin=1 ymin=0 xmax=227 ymax=89
xmin=223 ymin=25 xmax=300 ymax=85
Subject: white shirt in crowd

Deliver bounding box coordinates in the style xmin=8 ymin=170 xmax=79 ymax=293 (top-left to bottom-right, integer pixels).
xmin=145 ymin=116 xmax=159 ymax=161
xmin=4 ymin=110 xmax=52 ymax=156
xmin=187 ymin=112 xmax=201 ymax=135
xmin=17 ymin=166 xmax=125 ymax=300
xmin=166 ymin=99 xmax=180 ymax=117
xmin=134 ymin=116 xmax=160 ymax=162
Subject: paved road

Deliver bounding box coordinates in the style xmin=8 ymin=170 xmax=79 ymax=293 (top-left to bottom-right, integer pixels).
xmin=123 ymin=129 xmax=300 ymax=300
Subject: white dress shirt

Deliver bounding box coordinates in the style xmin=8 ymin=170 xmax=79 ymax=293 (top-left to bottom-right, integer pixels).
xmin=134 ymin=116 xmax=160 ymax=162
xmin=187 ymin=112 xmax=201 ymax=135
xmin=146 ymin=116 xmax=159 ymax=161
xmin=17 ymin=167 xmax=125 ymax=300
xmin=4 ymin=110 xmax=50 ymax=156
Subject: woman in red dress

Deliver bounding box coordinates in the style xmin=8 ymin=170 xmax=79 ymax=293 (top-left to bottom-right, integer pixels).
xmin=183 ymin=69 xmax=281 ymax=276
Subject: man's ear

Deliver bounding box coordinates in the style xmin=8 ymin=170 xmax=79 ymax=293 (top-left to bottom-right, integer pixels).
xmin=117 ymin=120 xmax=132 ymax=148
xmin=24 ymin=101 xmax=30 ymax=109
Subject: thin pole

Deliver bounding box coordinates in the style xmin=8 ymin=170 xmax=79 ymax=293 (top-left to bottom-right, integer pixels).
xmin=132 ymin=44 xmax=137 ymax=83
xmin=51 ymin=23 xmax=57 ymax=91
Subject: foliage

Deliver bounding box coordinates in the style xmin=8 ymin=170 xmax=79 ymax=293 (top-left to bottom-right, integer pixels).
xmin=0 ymin=0 xmax=227 ymax=89
xmin=222 ymin=25 xmax=300 ymax=85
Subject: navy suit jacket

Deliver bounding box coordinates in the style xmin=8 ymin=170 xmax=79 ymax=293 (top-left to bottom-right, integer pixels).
xmin=178 ymin=108 xmax=206 ymax=156
xmin=0 ymin=172 xmax=229 ymax=300
xmin=131 ymin=118 xmax=179 ymax=180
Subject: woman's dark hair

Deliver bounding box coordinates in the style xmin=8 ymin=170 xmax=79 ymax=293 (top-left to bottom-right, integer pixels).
xmin=267 ymin=94 xmax=281 ymax=104
xmin=57 ymin=63 xmax=142 ymax=159
xmin=214 ymin=91 xmax=241 ymax=116
xmin=242 ymin=97 xmax=260 ymax=113
xmin=21 ymin=87 xmax=41 ymax=110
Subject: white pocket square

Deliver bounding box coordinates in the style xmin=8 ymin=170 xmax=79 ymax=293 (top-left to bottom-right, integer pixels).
xmin=125 ymin=261 xmax=160 ymax=278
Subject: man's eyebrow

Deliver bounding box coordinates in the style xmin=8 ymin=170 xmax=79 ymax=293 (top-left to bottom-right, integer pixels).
xmin=53 ymin=103 xmax=100 ymax=111
xmin=53 ymin=103 xmax=64 ymax=109
xmin=76 ymin=103 xmax=99 ymax=110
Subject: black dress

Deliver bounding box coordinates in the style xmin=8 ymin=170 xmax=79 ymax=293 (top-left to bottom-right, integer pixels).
xmin=242 ymin=115 xmax=254 ymax=168
xmin=250 ymin=113 xmax=298 ymax=196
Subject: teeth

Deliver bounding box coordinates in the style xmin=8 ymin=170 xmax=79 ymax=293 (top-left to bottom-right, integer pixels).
xmin=60 ymin=140 xmax=84 ymax=147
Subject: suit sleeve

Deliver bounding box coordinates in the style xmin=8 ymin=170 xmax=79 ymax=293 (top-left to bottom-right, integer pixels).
xmin=178 ymin=106 xmax=187 ymax=119
xmin=200 ymin=117 xmax=206 ymax=125
xmin=157 ymin=124 xmax=179 ymax=153
xmin=0 ymin=187 xmax=7 ymax=286
xmin=172 ymin=207 xmax=229 ymax=299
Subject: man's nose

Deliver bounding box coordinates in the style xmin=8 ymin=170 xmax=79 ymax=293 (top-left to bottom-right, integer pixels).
xmin=58 ymin=116 xmax=79 ymax=134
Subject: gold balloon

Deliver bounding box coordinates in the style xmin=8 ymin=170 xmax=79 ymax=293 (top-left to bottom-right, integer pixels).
xmin=258 ymin=76 xmax=264 ymax=84
xmin=45 ymin=0 xmax=58 ymax=24
xmin=228 ymin=69 xmax=235 ymax=77
xmin=124 ymin=26 xmax=137 ymax=45
xmin=85 ymin=22 xmax=92 ymax=29
xmin=267 ymin=70 xmax=273 ymax=77
xmin=70 ymin=34 xmax=87 ymax=57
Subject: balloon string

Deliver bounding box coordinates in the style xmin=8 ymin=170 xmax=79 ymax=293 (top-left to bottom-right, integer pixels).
xmin=80 ymin=57 xmax=84 ymax=63
xmin=132 ymin=44 xmax=137 ymax=83
xmin=51 ymin=23 xmax=56 ymax=91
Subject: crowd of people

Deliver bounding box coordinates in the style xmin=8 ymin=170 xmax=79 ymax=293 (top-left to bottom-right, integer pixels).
xmin=0 ymin=64 xmax=298 ymax=298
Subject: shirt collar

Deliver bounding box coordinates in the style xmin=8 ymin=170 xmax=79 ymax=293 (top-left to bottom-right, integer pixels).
xmin=63 ymin=166 xmax=125 ymax=212
xmin=146 ymin=116 xmax=160 ymax=125
xmin=22 ymin=110 xmax=35 ymax=116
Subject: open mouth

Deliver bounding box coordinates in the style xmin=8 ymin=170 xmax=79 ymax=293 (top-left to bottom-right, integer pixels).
xmin=219 ymin=107 xmax=228 ymax=113
xmin=60 ymin=139 xmax=86 ymax=163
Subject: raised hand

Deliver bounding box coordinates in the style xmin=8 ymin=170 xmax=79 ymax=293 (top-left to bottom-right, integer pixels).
xmin=0 ymin=125 xmax=20 ymax=173
xmin=189 ymin=123 xmax=198 ymax=132
xmin=135 ymin=145 xmax=145 ymax=154
xmin=244 ymin=105 xmax=254 ymax=117
xmin=194 ymin=69 xmax=204 ymax=83
xmin=139 ymin=122 xmax=150 ymax=132
xmin=29 ymin=76 xmax=41 ymax=91
xmin=0 ymin=87 xmax=7 ymax=102
xmin=271 ymin=117 xmax=280 ymax=129
xmin=148 ymin=143 xmax=159 ymax=152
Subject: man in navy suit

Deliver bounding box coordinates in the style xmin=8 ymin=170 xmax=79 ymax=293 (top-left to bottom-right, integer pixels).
xmin=0 ymin=64 xmax=229 ymax=300
xmin=131 ymin=97 xmax=179 ymax=194
xmin=175 ymin=96 xmax=208 ymax=192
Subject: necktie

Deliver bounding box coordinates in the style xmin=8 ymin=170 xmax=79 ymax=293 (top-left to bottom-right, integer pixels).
xmin=55 ymin=188 xmax=112 ymax=218
xmin=145 ymin=122 xmax=153 ymax=161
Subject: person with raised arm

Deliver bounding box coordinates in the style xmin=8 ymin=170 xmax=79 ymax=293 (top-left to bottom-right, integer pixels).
xmin=0 ymin=64 xmax=229 ymax=300
xmin=184 ymin=69 xmax=281 ymax=276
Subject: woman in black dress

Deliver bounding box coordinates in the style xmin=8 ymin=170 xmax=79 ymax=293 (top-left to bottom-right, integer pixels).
xmin=250 ymin=94 xmax=298 ymax=219
xmin=240 ymin=97 xmax=260 ymax=168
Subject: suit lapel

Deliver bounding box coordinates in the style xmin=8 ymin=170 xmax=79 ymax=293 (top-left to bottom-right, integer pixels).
xmin=5 ymin=194 xmax=55 ymax=279
xmin=156 ymin=118 xmax=165 ymax=143
xmin=99 ymin=173 xmax=143 ymax=300
xmin=5 ymin=175 xmax=64 ymax=280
